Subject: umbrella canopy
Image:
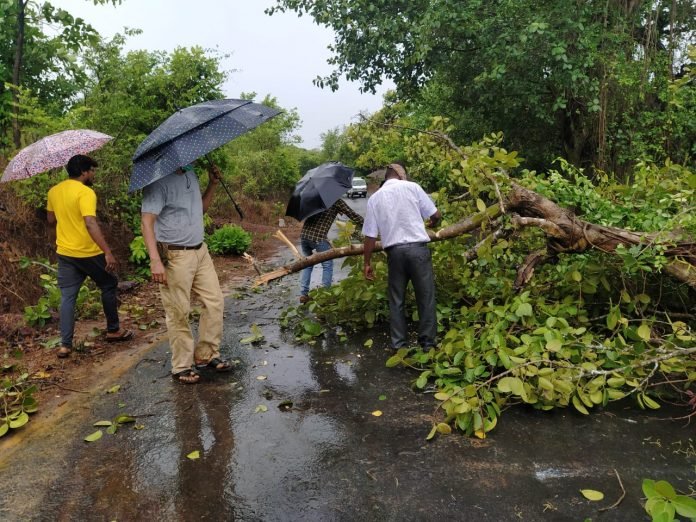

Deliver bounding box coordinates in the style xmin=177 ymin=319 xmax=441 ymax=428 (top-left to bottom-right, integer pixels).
xmin=1 ymin=129 xmax=113 ymax=183
xmin=129 ymin=99 xmax=281 ymax=192
xmin=285 ymin=162 xmax=354 ymax=221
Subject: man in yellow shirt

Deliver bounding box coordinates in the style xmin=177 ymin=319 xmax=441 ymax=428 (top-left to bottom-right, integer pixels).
xmin=47 ymin=155 xmax=132 ymax=358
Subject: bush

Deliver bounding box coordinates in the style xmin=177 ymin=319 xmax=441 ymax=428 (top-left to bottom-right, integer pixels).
xmin=206 ymin=225 xmax=252 ymax=255
xmin=128 ymin=236 xmax=151 ymax=279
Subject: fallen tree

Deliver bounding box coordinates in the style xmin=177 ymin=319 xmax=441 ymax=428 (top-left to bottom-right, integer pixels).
xmin=255 ymin=185 xmax=696 ymax=291
xmin=270 ymin=126 xmax=695 ymax=439
xmin=506 ymin=183 xmax=696 ymax=290
xmin=253 ymin=204 xmax=503 ymax=285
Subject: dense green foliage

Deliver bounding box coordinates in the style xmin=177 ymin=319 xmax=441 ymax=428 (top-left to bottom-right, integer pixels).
xmin=206 ymin=224 xmax=252 ymax=256
xmin=271 ymin=0 xmax=695 ymax=172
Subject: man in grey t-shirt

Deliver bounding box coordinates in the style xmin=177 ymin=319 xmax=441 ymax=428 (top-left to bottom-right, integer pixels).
xmin=141 ymin=163 xmax=232 ymax=384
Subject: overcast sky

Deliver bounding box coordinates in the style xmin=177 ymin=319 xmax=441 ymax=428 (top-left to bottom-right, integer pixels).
xmin=50 ymin=0 xmax=391 ymax=149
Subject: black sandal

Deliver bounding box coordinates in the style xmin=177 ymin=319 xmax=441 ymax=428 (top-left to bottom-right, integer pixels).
xmin=195 ymin=357 xmax=233 ymax=373
xmin=172 ymin=369 xmax=200 ymax=384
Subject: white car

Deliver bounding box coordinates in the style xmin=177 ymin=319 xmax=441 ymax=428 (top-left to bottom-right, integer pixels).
xmin=346 ymin=177 xmax=367 ymax=198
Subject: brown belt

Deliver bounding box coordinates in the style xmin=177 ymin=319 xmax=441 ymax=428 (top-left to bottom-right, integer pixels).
xmin=166 ymin=243 xmax=202 ymax=251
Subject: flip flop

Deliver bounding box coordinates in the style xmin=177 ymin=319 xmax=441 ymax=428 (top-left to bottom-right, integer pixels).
xmin=172 ymin=369 xmax=200 ymax=384
xmin=105 ymin=329 xmax=134 ymax=343
xmin=194 ymin=357 xmax=234 ymax=373
xmin=57 ymin=346 xmax=72 ymax=358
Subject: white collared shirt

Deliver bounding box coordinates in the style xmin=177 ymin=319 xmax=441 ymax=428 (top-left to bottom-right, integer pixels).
xmin=362 ymin=179 xmax=437 ymax=248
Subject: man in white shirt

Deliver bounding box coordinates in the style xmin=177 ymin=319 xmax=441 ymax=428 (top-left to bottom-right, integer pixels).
xmin=362 ymin=163 xmax=441 ymax=350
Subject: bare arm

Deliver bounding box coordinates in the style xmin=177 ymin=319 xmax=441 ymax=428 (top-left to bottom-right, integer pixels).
xmin=47 ymin=211 xmax=56 ymax=245
xmin=84 ymin=216 xmax=118 ymax=272
xmin=363 ymin=236 xmax=377 ymax=280
xmin=428 ymin=209 xmax=442 ymax=229
xmin=202 ymin=164 xmax=221 ymax=212
xmin=141 ymin=212 xmax=166 ymax=285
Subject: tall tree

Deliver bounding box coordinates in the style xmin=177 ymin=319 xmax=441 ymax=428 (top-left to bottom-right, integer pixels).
xmin=2 ymin=0 xmax=121 ymax=148
xmin=269 ymin=0 xmax=695 ymax=171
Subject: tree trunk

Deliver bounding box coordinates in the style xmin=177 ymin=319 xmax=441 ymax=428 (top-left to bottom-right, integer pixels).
xmin=12 ymin=0 xmax=26 ymax=148
xmin=507 ymin=183 xmax=696 ymax=289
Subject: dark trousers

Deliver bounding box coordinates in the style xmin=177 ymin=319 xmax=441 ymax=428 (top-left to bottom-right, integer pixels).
xmin=57 ymin=254 xmax=119 ymax=348
xmin=386 ymin=243 xmax=437 ymax=349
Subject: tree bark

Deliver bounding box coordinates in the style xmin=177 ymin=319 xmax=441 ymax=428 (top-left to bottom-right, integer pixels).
xmin=12 ymin=0 xmax=26 ymax=148
xmin=507 ymin=183 xmax=696 ymax=289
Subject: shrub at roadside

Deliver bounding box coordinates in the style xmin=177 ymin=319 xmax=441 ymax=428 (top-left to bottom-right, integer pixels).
xmin=206 ymin=225 xmax=252 ymax=256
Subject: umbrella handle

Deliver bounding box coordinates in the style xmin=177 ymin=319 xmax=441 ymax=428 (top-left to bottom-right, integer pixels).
xmin=203 ymin=155 xmax=244 ymax=220
xmin=218 ymin=176 xmax=244 ymax=220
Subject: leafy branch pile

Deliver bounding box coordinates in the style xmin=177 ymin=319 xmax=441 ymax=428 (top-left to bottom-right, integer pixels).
xmin=0 ymin=373 xmax=38 ymax=437
xmin=283 ymin=121 xmax=696 ymax=437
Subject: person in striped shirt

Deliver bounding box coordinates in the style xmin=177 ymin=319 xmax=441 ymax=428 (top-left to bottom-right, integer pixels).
xmin=299 ymin=198 xmax=364 ymax=303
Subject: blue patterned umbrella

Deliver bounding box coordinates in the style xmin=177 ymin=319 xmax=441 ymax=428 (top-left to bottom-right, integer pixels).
xmin=285 ymin=162 xmax=354 ymax=221
xmin=129 ymin=99 xmax=281 ymax=192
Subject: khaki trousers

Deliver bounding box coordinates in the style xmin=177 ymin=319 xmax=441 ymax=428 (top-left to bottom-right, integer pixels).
xmin=159 ymin=243 xmax=224 ymax=374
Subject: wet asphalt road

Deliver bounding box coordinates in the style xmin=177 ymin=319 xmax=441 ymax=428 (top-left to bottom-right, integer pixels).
xmin=1 ymin=195 xmax=694 ymax=521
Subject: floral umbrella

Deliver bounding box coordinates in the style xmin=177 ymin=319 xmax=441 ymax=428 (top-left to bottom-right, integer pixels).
xmin=1 ymin=129 xmax=114 ymax=183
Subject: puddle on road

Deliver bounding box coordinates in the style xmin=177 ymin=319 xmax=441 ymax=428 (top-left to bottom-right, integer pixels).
xmin=1 ymin=271 xmax=694 ymax=521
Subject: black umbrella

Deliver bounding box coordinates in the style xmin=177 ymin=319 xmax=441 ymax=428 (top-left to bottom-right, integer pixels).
xmin=286 ymin=162 xmax=354 ymax=221
xmin=129 ymin=99 xmax=281 ymax=217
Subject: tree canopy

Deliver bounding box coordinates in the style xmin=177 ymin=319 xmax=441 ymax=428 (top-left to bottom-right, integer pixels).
xmin=271 ymin=0 xmax=695 ymax=172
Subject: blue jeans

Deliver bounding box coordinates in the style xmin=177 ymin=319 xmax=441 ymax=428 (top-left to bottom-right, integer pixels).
xmin=299 ymin=238 xmax=333 ymax=296
xmin=57 ymin=254 xmax=119 ymax=348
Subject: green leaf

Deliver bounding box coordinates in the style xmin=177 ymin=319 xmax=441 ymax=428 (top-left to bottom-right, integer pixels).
xmin=106 ymin=424 xmax=118 ymax=435
xmin=426 ymin=425 xmax=437 ymax=440
xmin=106 ymin=384 xmax=121 ymax=394
xmin=572 ymin=395 xmax=589 ymax=415
xmin=378 ymin=395 xmax=387 ymax=401
xmin=538 ymin=377 xmax=554 ymax=391
xmin=9 ymin=412 xmax=29 ymax=428
xmin=385 ymin=354 xmax=403 ymax=367
xmin=93 ymin=420 xmax=113 ymax=427
xmin=672 ymin=495 xmax=696 ymax=517
xmin=84 ymin=430 xmax=103 ymax=442
xmin=187 ymin=450 xmax=200 ymax=460
xmin=114 ymin=415 xmax=136 ymax=424
xmin=254 ymin=404 xmax=268 ymax=413
xmin=641 ymin=394 xmax=660 ymax=410
xmin=0 ymin=423 xmax=9 ymax=437
xmin=436 ymin=422 xmax=452 ymax=434
xmin=363 ymin=339 xmax=373 ymax=348
xmin=476 ymin=199 xmax=486 ymax=212
xmin=580 ymin=489 xmax=604 ymax=501
xmin=654 ymin=480 xmax=677 ymax=500
xmin=546 ymin=339 xmax=562 ymax=352
xmin=515 ymin=303 xmax=533 ymax=318
xmin=637 ymin=324 xmax=651 ymax=341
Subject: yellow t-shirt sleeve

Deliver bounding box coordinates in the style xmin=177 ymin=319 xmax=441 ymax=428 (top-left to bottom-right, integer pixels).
xmin=79 ymin=189 xmax=97 ymax=217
